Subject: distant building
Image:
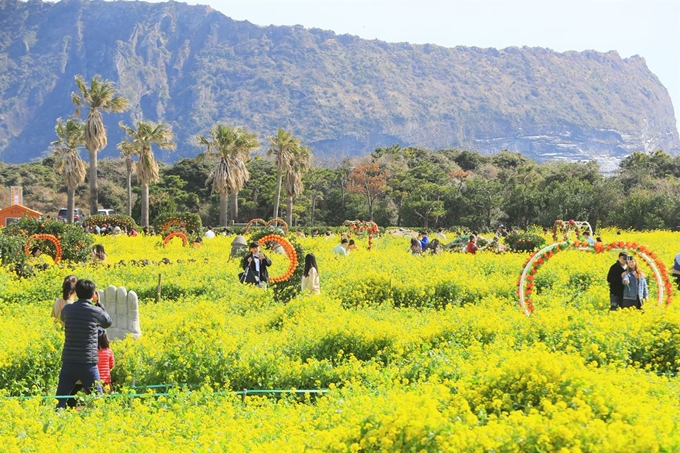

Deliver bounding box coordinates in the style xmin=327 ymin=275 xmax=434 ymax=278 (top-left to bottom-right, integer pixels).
xmin=0 ymin=204 xmax=42 ymax=226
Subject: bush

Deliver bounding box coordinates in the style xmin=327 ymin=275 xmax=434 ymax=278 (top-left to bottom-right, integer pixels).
xmin=155 ymin=213 xmax=203 ymax=235
xmin=505 ymin=232 xmax=546 ymax=252
xmin=83 ymin=214 xmax=137 ymax=231
xmin=2 ymin=217 xmax=94 ymax=263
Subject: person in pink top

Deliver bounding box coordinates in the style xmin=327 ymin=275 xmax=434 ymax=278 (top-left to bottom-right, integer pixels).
xmin=97 ymin=329 xmax=115 ymax=393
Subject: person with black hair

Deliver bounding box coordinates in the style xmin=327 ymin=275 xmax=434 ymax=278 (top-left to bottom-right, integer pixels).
xmin=410 ymin=237 xmax=422 ymax=255
xmin=333 ymin=238 xmax=350 ymax=256
xmin=240 ymin=242 xmax=272 ymax=288
xmin=672 ymin=253 xmax=680 ymax=290
xmin=301 ymin=253 xmax=321 ymax=295
xmin=97 ymin=329 xmax=115 ymax=393
xmin=51 ymin=275 xmax=78 ymax=325
xmin=92 ymin=244 xmax=107 ymax=264
xmin=55 ymin=279 xmax=112 ymax=408
xmin=607 ymin=252 xmax=628 ymax=310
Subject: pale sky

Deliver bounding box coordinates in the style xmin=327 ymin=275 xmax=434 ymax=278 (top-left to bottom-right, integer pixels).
xmin=152 ymin=0 xmax=680 ymax=133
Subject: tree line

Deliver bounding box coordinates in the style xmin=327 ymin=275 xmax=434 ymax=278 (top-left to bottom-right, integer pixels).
xmin=16 ymin=74 xmax=680 ymax=231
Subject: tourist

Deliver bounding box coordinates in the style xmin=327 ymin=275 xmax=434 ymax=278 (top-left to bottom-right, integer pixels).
xmin=347 ymin=239 xmax=358 ymax=251
xmin=436 ymin=227 xmax=447 ymax=240
xmin=55 ymin=279 xmax=112 ymax=409
xmin=671 ymin=253 xmax=680 ymax=290
xmin=333 ymin=238 xmax=350 ymax=256
xmin=466 ymin=235 xmax=478 ymax=254
xmin=92 ymin=244 xmax=107 ymax=264
xmin=607 ymin=252 xmax=628 ymax=310
xmin=204 ymin=227 xmax=215 ymax=239
xmin=410 ymin=237 xmax=422 ymax=255
xmin=96 ymin=329 xmax=115 ymax=393
xmin=240 ymin=242 xmax=271 ymax=288
xmin=621 ymin=257 xmax=648 ymax=310
xmin=129 ymin=227 xmax=138 ymax=237
xmin=51 ymin=275 xmax=78 ymax=325
xmin=583 ymin=231 xmax=595 ymax=246
xmin=419 ymin=231 xmax=429 ymax=250
xmin=301 ymin=253 xmax=321 ymax=295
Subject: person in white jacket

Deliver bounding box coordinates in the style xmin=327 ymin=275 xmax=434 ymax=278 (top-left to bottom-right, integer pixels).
xmin=301 ymin=253 xmax=321 ymax=295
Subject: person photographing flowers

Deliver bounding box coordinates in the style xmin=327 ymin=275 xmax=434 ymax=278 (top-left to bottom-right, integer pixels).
xmin=240 ymin=241 xmax=272 ymax=288
xmin=55 ymin=279 xmax=112 ymax=408
xmin=621 ymin=257 xmax=648 ymax=310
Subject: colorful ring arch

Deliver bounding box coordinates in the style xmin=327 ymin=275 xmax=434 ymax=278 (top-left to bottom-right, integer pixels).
xmin=518 ymin=241 xmax=674 ymax=316
xmin=343 ymin=219 xmax=379 ymax=251
xmin=257 ymin=233 xmax=298 ymax=283
xmin=245 ymin=218 xmax=289 ymax=235
xmin=552 ymin=219 xmax=593 ymax=243
xmin=163 ymin=232 xmax=188 ymax=247
xmin=24 ymin=234 xmax=62 ymax=263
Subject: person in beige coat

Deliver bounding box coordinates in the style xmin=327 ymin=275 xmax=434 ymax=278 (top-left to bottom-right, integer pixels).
xmin=51 ymin=275 xmax=78 ymax=325
xmin=301 ymin=253 xmax=320 ymax=295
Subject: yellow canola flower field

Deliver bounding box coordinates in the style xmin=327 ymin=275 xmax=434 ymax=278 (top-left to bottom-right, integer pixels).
xmin=1 ymin=229 xmax=680 ymax=451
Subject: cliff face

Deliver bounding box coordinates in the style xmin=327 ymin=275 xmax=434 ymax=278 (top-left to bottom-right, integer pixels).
xmin=0 ymin=0 xmax=678 ymax=166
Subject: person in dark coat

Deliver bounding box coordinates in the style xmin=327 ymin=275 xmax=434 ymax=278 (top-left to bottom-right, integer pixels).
xmin=55 ymin=279 xmax=112 ymax=408
xmin=240 ymin=241 xmax=272 ymax=288
xmin=607 ymin=252 xmax=628 ymax=310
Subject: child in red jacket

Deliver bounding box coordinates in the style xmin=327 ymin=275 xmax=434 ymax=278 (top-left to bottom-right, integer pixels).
xmin=97 ymin=329 xmax=115 ymax=393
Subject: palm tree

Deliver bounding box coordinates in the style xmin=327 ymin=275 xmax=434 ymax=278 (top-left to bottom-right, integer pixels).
xmin=71 ymin=75 xmax=128 ymax=215
xmin=230 ymin=127 xmax=260 ymax=222
xmin=284 ymin=145 xmax=312 ymax=226
xmin=52 ymin=118 xmax=87 ymax=223
xmin=197 ymin=125 xmax=259 ymax=226
xmin=267 ymin=129 xmax=300 ymax=221
xmin=117 ymin=140 xmax=136 ymax=217
xmin=119 ymin=120 xmax=175 ymax=227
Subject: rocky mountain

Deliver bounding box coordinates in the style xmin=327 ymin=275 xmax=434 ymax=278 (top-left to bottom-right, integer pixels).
xmin=0 ymin=0 xmax=678 ymax=169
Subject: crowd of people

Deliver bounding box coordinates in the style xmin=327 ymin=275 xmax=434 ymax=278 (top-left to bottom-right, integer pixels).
xmin=45 ymin=223 xmax=680 ymax=406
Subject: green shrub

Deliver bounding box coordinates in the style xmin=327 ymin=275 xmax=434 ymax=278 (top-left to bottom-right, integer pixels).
xmin=2 ymin=217 xmax=94 ymax=263
xmin=83 ymin=214 xmax=137 ymax=231
xmin=155 ymin=213 xmax=203 ymax=235
xmin=505 ymin=233 xmax=546 ymax=252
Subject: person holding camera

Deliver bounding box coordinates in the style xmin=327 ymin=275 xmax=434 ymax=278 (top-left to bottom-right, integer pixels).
xmin=607 ymin=252 xmax=629 ymax=310
xmin=240 ymin=241 xmax=272 ymax=288
xmin=55 ymin=279 xmax=112 ymax=408
xmin=672 ymin=253 xmax=680 ymax=290
xmin=621 ymin=257 xmax=648 ymax=310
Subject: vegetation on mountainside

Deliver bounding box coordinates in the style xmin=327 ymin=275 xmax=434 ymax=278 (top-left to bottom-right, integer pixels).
xmin=0 ymin=0 xmax=676 ymax=163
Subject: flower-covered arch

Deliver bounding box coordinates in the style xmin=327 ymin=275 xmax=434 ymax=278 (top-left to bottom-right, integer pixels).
xmin=24 ymin=234 xmax=62 ymax=263
xmin=552 ymin=219 xmax=593 ymax=243
xmin=163 ymin=232 xmax=188 ymax=247
xmin=256 ymin=234 xmax=298 ymax=283
xmin=518 ymin=240 xmax=673 ymax=316
xmin=343 ymin=219 xmax=380 ymax=251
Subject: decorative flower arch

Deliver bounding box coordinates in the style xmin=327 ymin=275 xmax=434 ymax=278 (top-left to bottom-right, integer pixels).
xmin=24 ymin=234 xmax=62 ymax=263
xmin=245 ymin=218 xmax=289 ymax=235
xmin=155 ymin=213 xmax=202 ymax=236
xmin=343 ymin=219 xmax=380 ymax=251
xmin=256 ymin=234 xmax=298 ymax=282
xmin=518 ymin=240 xmax=673 ymax=316
xmin=163 ymin=232 xmax=188 ymax=247
xmin=552 ymin=219 xmax=593 ymax=243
